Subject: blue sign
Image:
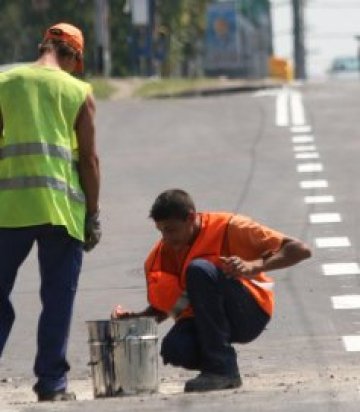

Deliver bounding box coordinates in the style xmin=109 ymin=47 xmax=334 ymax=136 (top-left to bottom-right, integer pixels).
xmin=204 ymin=2 xmax=241 ymax=71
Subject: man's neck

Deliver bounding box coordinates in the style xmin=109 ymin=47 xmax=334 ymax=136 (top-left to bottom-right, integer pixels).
xmin=35 ymin=52 xmax=61 ymax=70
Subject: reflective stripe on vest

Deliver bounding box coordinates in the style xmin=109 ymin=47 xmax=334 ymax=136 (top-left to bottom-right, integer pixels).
xmin=0 ymin=143 xmax=75 ymax=163
xmin=0 ymin=176 xmax=85 ymax=203
xmin=249 ymin=279 xmax=274 ymax=291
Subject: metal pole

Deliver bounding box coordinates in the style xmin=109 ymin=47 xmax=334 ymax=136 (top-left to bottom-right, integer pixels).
xmin=292 ymin=0 xmax=306 ymax=80
xmin=356 ymin=36 xmax=360 ymax=79
xmin=94 ymin=0 xmax=112 ymax=76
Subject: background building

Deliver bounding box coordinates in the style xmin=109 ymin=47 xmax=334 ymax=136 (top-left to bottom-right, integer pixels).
xmin=203 ymin=0 xmax=273 ymax=78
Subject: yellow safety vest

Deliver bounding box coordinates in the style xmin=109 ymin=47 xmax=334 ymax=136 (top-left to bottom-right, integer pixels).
xmin=0 ymin=64 xmax=91 ymax=241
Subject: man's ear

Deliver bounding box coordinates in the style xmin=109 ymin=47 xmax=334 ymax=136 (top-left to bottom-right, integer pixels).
xmin=187 ymin=211 xmax=196 ymax=224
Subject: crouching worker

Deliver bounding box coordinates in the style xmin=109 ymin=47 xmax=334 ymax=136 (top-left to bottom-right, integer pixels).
xmin=112 ymin=189 xmax=311 ymax=393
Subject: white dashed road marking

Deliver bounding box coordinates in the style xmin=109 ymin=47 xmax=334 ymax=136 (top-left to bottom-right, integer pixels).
xmin=295 ymin=152 xmax=319 ymax=159
xmin=293 ymin=145 xmax=317 ymax=152
xmin=342 ymin=336 xmax=360 ymax=352
xmin=331 ymin=295 xmax=360 ymax=309
xmin=309 ymin=213 xmax=342 ymax=223
xmin=297 ymin=163 xmax=323 ymax=173
xmin=291 ymin=125 xmax=312 ymax=133
xmin=322 ymin=263 xmax=360 ymax=276
xmin=292 ymin=135 xmax=314 ymax=144
xmin=304 ymin=195 xmax=334 ymax=204
xmin=300 ymin=180 xmax=328 ymax=189
xmin=315 ymin=237 xmax=351 ymax=248
xmin=276 ymin=88 xmax=359 ymax=352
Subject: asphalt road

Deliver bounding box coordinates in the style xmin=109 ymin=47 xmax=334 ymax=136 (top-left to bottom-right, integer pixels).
xmin=1 ymin=79 xmax=360 ymax=411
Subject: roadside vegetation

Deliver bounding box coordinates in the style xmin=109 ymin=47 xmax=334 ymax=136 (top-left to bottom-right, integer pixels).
xmin=134 ymin=77 xmax=220 ymax=98
xmin=88 ymin=77 xmax=117 ymax=100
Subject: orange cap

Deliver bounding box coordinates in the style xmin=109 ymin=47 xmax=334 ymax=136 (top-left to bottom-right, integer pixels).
xmin=43 ymin=22 xmax=84 ymax=73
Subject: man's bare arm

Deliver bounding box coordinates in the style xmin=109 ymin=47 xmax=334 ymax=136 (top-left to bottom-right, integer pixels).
xmin=112 ymin=304 xmax=168 ymax=324
xmin=221 ymin=237 xmax=311 ymax=278
xmin=75 ymin=94 xmax=100 ymax=215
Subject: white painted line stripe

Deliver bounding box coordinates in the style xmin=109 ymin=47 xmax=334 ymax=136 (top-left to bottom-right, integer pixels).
xmin=315 ymin=237 xmax=351 ymax=248
xmin=310 ymin=213 xmax=341 ymax=223
xmin=293 ymin=145 xmax=317 ymax=152
xmin=300 ymin=180 xmax=328 ymax=189
xmin=322 ymin=263 xmax=360 ymax=276
xmin=297 ymin=163 xmax=323 ymax=172
xmin=292 ymin=135 xmax=314 ymax=144
xmin=304 ymin=195 xmax=335 ymax=204
xmin=291 ymin=125 xmax=312 ymax=133
xmin=276 ymin=90 xmax=289 ymax=127
xmin=342 ymin=336 xmax=360 ymax=352
xmin=332 ymin=295 xmax=360 ymax=309
xmin=290 ymin=91 xmax=306 ymax=126
xmin=295 ymin=152 xmax=319 ymax=159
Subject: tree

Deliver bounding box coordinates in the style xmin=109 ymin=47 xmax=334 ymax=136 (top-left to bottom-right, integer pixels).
xmin=156 ymin=0 xmax=212 ymax=77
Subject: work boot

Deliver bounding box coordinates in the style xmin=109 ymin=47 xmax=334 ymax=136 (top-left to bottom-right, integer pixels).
xmin=184 ymin=372 xmax=242 ymax=393
xmin=37 ymin=389 xmax=76 ymax=402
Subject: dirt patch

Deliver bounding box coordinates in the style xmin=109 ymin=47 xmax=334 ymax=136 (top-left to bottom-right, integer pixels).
xmin=1 ymin=366 xmax=360 ymax=411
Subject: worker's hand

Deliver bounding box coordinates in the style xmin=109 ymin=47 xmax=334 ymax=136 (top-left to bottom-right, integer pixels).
xmin=220 ymin=256 xmax=263 ymax=279
xmin=84 ymin=210 xmax=101 ymax=252
xmin=111 ymin=305 xmax=135 ymax=319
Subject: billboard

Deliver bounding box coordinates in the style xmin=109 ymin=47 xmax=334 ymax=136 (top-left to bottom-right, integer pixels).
xmin=131 ymin=0 xmax=149 ymax=26
xmin=204 ymin=2 xmax=241 ymax=71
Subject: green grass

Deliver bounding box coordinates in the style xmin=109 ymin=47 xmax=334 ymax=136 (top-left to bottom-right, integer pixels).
xmin=134 ymin=77 xmax=221 ymax=98
xmin=88 ymin=77 xmax=117 ymax=100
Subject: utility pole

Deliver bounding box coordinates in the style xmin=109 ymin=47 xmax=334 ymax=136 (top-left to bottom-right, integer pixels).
xmin=292 ymin=0 xmax=306 ymax=80
xmin=94 ymin=0 xmax=112 ymax=76
xmin=355 ymin=35 xmax=360 ymax=79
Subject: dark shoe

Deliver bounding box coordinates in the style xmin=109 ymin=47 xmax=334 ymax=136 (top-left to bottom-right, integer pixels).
xmin=184 ymin=372 xmax=242 ymax=393
xmin=37 ymin=389 xmax=76 ymax=402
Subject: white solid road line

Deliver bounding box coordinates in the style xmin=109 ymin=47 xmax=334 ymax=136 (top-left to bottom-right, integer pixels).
xmin=292 ymin=135 xmax=314 ymax=143
xmin=315 ymin=237 xmax=351 ymax=248
xmin=290 ymin=90 xmax=306 ymax=126
xmin=304 ymin=195 xmax=334 ymax=204
xmin=342 ymin=336 xmax=360 ymax=352
xmin=331 ymin=295 xmax=360 ymax=309
xmin=276 ymin=89 xmax=289 ymax=127
xmin=297 ymin=163 xmax=323 ymax=172
xmin=295 ymin=152 xmax=319 ymax=159
xmin=293 ymin=145 xmax=317 ymax=152
xmin=309 ymin=213 xmax=342 ymax=223
xmin=322 ymin=263 xmax=360 ymax=276
xmin=300 ymin=180 xmax=328 ymax=189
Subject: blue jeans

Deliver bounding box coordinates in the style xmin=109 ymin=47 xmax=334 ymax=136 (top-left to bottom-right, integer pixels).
xmin=161 ymin=259 xmax=270 ymax=376
xmin=0 ymin=225 xmax=83 ymax=394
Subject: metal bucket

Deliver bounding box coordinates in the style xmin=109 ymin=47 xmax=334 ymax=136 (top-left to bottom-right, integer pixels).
xmin=111 ymin=317 xmax=158 ymax=395
xmin=86 ymin=320 xmax=115 ymax=398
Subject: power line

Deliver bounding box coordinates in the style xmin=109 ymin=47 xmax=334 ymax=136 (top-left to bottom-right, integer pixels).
xmin=272 ymin=1 xmax=360 ymax=9
xmin=274 ymin=31 xmax=358 ymax=39
xmin=308 ymin=3 xmax=360 ymax=9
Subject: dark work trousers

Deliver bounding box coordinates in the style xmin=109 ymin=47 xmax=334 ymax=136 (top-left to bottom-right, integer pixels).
xmin=0 ymin=225 xmax=83 ymax=394
xmin=161 ymin=258 xmax=270 ymax=376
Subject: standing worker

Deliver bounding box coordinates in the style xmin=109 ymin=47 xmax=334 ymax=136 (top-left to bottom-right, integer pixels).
xmin=112 ymin=189 xmax=311 ymax=392
xmin=0 ymin=23 xmax=101 ymax=402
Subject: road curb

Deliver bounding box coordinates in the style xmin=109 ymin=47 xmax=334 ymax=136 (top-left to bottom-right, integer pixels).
xmin=148 ymin=80 xmax=285 ymax=99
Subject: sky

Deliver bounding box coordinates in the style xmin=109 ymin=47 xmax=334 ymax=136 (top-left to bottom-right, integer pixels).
xmin=270 ymin=0 xmax=360 ymax=77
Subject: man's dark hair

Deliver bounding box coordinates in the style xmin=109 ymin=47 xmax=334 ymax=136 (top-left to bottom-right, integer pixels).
xmin=149 ymin=189 xmax=196 ymax=221
xmin=39 ymin=39 xmax=79 ymax=60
